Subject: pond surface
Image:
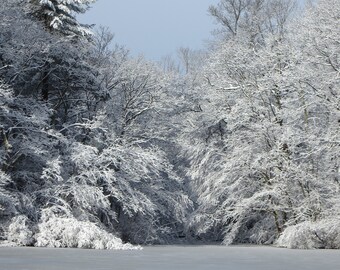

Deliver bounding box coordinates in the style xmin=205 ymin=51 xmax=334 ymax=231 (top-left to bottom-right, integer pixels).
xmin=0 ymin=245 xmax=339 ymax=270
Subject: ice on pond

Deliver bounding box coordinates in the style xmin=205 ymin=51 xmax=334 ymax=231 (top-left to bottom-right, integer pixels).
xmin=0 ymin=246 xmax=339 ymax=270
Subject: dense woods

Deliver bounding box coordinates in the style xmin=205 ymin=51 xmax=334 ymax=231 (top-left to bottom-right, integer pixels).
xmin=0 ymin=0 xmax=339 ymax=249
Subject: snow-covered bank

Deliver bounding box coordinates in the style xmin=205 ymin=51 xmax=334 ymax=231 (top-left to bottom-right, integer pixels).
xmin=2 ymin=215 xmax=139 ymax=250
xmin=0 ymin=246 xmax=339 ymax=270
xmin=276 ymin=219 xmax=340 ymax=249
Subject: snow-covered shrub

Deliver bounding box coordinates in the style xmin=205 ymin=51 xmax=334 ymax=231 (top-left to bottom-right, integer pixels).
xmin=7 ymin=215 xmax=34 ymax=246
xmin=35 ymin=209 xmax=138 ymax=250
xmin=277 ymin=218 xmax=340 ymax=249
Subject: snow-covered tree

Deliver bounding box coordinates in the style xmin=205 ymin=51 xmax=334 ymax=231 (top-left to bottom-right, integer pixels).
xmin=209 ymin=0 xmax=297 ymax=44
xmin=29 ymin=0 xmax=96 ymax=36
xmin=184 ymin=0 xmax=339 ymax=247
xmin=1 ymin=0 xmax=338 ymax=250
xmin=275 ymin=0 xmax=340 ymax=248
xmin=0 ymin=1 xmax=103 ymax=126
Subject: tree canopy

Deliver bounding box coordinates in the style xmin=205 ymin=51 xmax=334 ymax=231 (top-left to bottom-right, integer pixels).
xmin=0 ymin=0 xmax=339 ymax=249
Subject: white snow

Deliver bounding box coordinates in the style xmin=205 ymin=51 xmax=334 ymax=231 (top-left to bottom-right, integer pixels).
xmin=0 ymin=246 xmax=339 ymax=270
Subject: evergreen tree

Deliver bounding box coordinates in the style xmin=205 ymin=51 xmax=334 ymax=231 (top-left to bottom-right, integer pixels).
xmin=29 ymin=0 xmax=96 ymax=36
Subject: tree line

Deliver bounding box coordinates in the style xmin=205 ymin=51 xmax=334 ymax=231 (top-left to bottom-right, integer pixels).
xmin=0 ymin=0 xmax=339 ymax=249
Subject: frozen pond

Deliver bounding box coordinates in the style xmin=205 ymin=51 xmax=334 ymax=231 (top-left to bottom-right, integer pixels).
xmin=0 ymin=245 xmax=339 ymax=270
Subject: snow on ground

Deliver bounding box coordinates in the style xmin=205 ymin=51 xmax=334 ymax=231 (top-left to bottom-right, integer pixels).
xmin=0 ymin=245 xmax=339 ymax=270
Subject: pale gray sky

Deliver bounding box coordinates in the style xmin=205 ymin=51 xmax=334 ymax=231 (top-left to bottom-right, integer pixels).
xmin=80 ymin=0 xmax=305 ymax=61
xmin=79 ymin=0 xmax=219 ymax=60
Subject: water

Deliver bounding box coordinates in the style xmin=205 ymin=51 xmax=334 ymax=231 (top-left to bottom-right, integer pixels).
xmin=0 ymin=245 xmax=339 ymax=270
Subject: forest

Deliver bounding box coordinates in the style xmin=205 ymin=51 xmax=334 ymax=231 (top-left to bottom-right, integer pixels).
xmin=0 ymin=0 xmax=339 ymax=250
